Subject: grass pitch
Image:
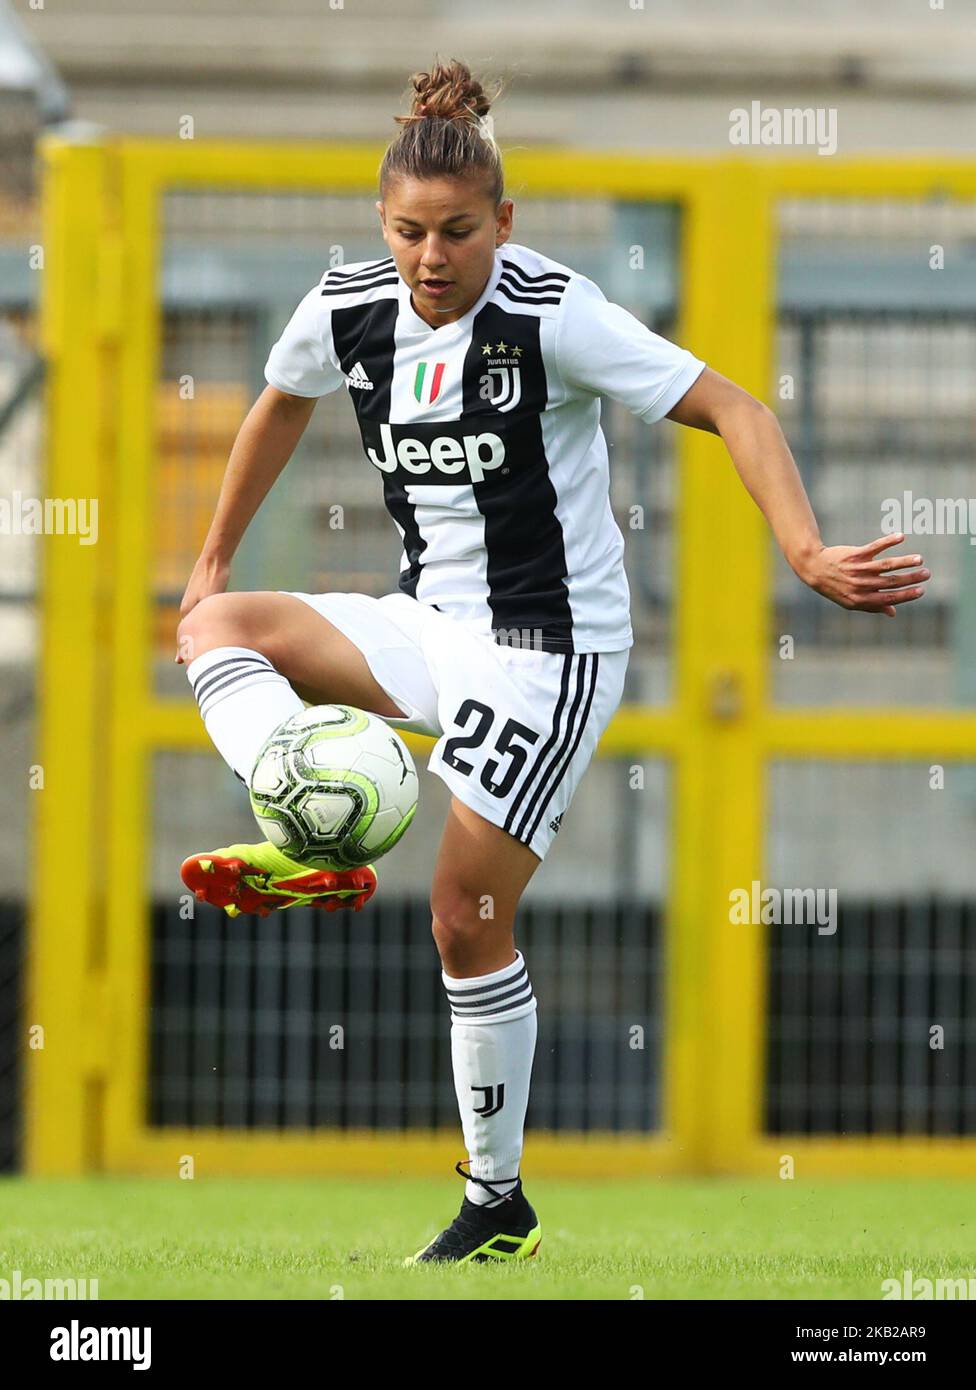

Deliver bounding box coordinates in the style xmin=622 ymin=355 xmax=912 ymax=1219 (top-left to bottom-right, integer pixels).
xmin=0 ymin=1176 xmax=973 ymax=1300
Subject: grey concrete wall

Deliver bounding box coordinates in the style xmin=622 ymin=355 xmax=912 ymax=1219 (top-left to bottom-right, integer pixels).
xmin=13 ymin=0 xmax=976 ymax=151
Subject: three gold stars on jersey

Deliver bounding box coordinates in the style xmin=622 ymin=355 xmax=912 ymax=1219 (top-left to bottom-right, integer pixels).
xmin=482 ymin=341 xmax=524 ymax=362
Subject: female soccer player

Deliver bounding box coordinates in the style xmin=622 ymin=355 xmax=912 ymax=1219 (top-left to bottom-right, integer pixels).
xmin=176 ymin=60 xmax=930 ymax=1264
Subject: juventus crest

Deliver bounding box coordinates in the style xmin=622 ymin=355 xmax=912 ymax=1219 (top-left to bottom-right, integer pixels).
xmin=480 ymin=341 xmax=523 ymax=413
xmin=471 ymin=1083 xmax=506 ymax=1117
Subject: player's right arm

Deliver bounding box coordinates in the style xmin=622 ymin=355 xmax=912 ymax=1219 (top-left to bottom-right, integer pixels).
xmin=177 ymin=277 xmax=345 ymax=651
xmin=176 ymin=385 xmax=317 ymax=646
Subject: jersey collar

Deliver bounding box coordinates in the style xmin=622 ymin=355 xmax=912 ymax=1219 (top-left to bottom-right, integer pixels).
xmin=397 ymin=251 xmax=503 ymax=336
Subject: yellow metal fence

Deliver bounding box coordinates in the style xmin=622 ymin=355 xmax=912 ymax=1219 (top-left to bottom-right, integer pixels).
xmin=28 ymin=135 xmax=976 ymax=1177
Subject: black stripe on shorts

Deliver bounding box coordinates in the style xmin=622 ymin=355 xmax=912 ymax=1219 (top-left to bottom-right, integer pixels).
xmin=521 ymin=653 xmax=599 ymax=846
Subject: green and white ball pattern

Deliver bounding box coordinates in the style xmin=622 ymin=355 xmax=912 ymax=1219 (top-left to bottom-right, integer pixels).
xmin=248 ymin=704 xmax=418 ymax=869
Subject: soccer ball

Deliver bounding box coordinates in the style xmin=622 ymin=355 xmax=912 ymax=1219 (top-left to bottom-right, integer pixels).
xmin=248 ymin=704 xmax=418 ymax=869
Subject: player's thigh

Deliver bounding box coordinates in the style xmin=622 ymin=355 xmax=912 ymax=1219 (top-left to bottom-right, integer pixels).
xmin=430 ymin=796 xmax=541 ymax=976
xmin=178 ymin=590 xmax=409 ymax=719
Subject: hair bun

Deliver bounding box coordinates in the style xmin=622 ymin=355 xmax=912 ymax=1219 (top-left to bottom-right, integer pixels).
xmin=381 ymin=58 xmax=506 ymax=204
xmin=400 ymin=58 xmax=495 ymax=127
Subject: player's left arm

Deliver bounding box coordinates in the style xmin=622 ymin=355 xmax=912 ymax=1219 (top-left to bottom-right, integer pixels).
xmin=665 ymin=367 xmax=930 ymax=618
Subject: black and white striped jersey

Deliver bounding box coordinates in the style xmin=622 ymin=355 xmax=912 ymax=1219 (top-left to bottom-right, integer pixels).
xmin=264 ymin=243 xmax=705 ymax=654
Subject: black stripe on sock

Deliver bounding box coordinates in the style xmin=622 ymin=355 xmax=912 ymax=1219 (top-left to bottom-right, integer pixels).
xmin=451 ymin=994 xmax=536 ymax=1021
xmin=195 ymin=664 xmax=281 ymax=716
xmin=447 ymin=980 xmax=534 ymax=1013
xmin=191 ymin=654 xmax=273 ymax=701
xmin=444 ymin=962 xmax=528 ymax=1002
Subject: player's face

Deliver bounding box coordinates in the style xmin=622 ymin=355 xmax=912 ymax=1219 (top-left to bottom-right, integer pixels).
xmin=377 ymin=176 xmax=513 ymax=328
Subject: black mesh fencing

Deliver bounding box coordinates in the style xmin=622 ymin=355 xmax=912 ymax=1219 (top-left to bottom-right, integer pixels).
xmin=148 ymin=896 xmax=663 ymax=1134
xmin=766 ymin=898 xmax=976 ymax=1135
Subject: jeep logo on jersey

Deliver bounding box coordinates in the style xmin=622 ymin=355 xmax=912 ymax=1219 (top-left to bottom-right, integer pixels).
xmin=362 ymin=421 xmax=506 ymax=484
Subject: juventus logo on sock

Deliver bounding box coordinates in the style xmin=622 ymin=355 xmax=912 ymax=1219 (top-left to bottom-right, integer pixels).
xmin=446 ymin=955 xmax=537 ymax=1197
xmin=472 ymin=1083 xmax=505 ymax=1117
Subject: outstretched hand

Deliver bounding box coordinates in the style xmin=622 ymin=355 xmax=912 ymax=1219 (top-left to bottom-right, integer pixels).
xmin=800 ymin=533 xmax=930 ymax=618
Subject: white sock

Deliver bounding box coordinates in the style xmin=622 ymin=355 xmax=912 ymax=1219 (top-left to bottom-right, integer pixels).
xmin=442 ymin=950 xmax=537 ymax=1207
xmin=186 ymin=645 xmax=303 ymax=785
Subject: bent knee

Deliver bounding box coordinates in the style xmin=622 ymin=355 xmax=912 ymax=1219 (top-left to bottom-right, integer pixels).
xmin=178 ymin=593 xmax=273 ymax=662
xmin=431 ymin=889 xmax=499 ymax=951
xmin=431 ymin=907 xmax=516 ymax=978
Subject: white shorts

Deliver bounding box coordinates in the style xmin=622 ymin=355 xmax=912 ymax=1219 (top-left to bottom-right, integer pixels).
xmin=281 ymin=590 xmax=629 ymax=861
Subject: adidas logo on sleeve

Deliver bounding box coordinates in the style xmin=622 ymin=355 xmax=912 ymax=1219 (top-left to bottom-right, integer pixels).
xmin=344 ymin=361 xmax=374 ymax=390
